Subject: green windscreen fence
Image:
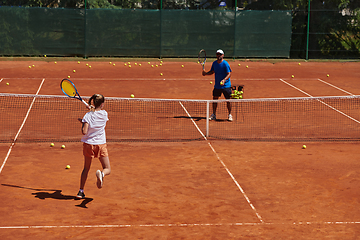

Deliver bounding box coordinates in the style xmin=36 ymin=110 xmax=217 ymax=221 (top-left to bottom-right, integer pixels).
xmin=0 ymin=7 xmax=292 ymax=58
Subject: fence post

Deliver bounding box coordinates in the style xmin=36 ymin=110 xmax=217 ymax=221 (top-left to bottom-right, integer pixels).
xmin=306 ymin=0 xmax=310 ymax=60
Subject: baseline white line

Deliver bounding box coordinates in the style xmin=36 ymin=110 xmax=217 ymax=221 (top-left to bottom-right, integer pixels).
xmin=0 ymin=78 xmax=3 ymax=82
xmin=318 ymin=78 xmax=355 ymax=96
xmin=1 ymin=221 xmax=360 ymax=229
xmin=280 ymin=79 xmax=360 ymax=124
xmin=0 ymin=79 xmax=45 ymax=175
xmin=178 ymin=101 xmax=264 ymax=223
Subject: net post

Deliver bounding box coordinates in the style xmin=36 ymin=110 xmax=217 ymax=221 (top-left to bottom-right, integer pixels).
xmin=206 ymin=100 xmax=209 ymax=138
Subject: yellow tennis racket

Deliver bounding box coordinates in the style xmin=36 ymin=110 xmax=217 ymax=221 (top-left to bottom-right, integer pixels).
xmin=60 ymin=79 xmax=89 ymax=108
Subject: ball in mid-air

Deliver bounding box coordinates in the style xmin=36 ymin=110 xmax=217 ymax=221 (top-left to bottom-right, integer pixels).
xmin=61 ymin=145 xmax=66 ymax=149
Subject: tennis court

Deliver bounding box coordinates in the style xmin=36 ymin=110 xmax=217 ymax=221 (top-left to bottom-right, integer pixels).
xmin=1 ymin=59 xmax=360 ymax=239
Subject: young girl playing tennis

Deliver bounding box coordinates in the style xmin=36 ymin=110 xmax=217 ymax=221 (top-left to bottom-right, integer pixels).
xmin=76 ymin=94 xmax=111 ymax=199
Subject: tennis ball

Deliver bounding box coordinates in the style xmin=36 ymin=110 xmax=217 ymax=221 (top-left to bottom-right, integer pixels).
xmin=135 ymin=63 xmax=137 ymax=65
xmin=44 ymin=55 xmax=47 ymax=57
xmin=32 ymin=65 xmax=35 ymax=67
xmin=246 ymin=65 xmax=248 ymax=68
xmin=50 ymin=143 xmax=54 ymax=147
xmin=327 ymin=74 xmax=329 ymax=77
xmin=181 ymin=65 xmax=184 ymax=68
xmin=73 ymin=70 xmax=76 ymax=73
xmin=160 ymin=73 xmax=163 ymax=76
xmin=291 ymin=75 xmax=294 ymax=78
xmin=54 ymin=62 xmax=57 ymax=64
xmin=78 ymin=61 xmax=80 ymax=64
xmin=66 ymin=165 xmax=70 ymax=169
xmin=68 ymin=76 xmax=70 ymax=78
xmin=6 ymin=82 xmax=9 ymax=85
xmin=220 ymin=82 xmax=224 ymax=85
xmin=238 ymin=63 xmax=241 ymax=66
xmin=86 ymin=63 xmax=89 ymax=66
xmin=129 ymin=65 xmax=132 ymax=68
xmin=210 ymin=81 xmax=213 ymax=84
xmin=156 ymin=65 xmax=158 ymax=67
xmin=28 ymin=66 xmax=31 ymax=69
xmin=61 ymin=145 xmax=66 ymax=149
xmin=130 ymin=94 xmax=134 ymax=98
xmin=109 ymin=62 xmax=112 ymax=64
xmin=298 ymin=63 xmax=301 ymax=65
xmin=113 ymin=63 xmax=116 ymax=66
xmin=302 ymin=145 xmax=306 ymax=149
xmin=89 ymin=66 xmax=91 ymax=68
xmin=128 ymin=62 xmax=131 ymax=65
xmin=148 ymin=62 xmax=151 ymax=64
xmin=151 ymin=65 xmax=154 ymax=68
xmin=159 ymin=63 xmax=162 ymax=66
xmin=124 ymin=63 xmax=127 ymax=66
xmin=139 ymin=63 xmax=142 ymax=66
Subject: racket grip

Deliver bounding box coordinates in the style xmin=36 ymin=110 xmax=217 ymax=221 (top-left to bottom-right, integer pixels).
xmin=82 ymin=99 xmax=90 ymax=109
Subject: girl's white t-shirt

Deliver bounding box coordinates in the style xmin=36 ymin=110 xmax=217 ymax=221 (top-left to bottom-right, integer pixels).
xmin=81 ymin=110 xmax=109 ymax=145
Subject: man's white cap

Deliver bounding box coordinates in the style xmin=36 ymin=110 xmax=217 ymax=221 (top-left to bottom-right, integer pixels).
xmin=216 ymin=49 xmax=224 ymax=55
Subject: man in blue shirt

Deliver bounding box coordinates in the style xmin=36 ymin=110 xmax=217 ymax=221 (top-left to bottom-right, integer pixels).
xmin=202 ymin=49 xmax=233 ymax=121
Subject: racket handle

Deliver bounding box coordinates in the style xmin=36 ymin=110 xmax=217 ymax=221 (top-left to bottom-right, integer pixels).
xmin=82 ymin=99 xmax=90 ymax=109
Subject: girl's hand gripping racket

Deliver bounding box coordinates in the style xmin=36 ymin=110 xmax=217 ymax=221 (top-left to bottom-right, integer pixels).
xmin=60 ymin=79 xmax=90 ymax=109
xmin=198 ymin=49 xmax=206 ymax=71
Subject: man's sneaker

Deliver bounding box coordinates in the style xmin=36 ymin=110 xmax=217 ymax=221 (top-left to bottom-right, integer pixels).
xmin=209 ymin=114 xmax=216 ymax=121
xmin=96 ymin=170 xmax=104 ymax=189
xmin=228 ymin=114 xmax=233 ymax=122
xmin=76 ymin=190 xmax=85 ymax=199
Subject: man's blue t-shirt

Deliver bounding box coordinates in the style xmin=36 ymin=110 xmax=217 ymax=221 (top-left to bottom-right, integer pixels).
xmin=210 ymin=60 xmax=232 ymax=89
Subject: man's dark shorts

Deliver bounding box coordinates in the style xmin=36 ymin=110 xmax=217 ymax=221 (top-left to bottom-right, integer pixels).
xmin=213 ymin=87 xmax=232 ymax=99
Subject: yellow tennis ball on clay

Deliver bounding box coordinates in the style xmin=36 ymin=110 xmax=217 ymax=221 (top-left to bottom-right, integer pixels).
xmin=78 ymin=61 xmax=80 ymax=64
xmin=113 ymin=63 xmax=116 ymax=66
xmin=54 ymin=61 xmax=57 ymax=64
xmin=181 ymin=65 xmax=184 ymax=68
xmin=28 ymin=66 xmax=31 ymax=69
xmin=291 ymin=75 xmax=294 ymax=78
xmin=66 ymin=165 xmax=70 ymax=169
xmin=210 ymin=81 xmax=213 ymax=84
xmin=298 ymin=63 xmax=301 ymax=65
xmin=50 ymin=143 xmax=54 ymax=147
xmin=61 ymin=145 xmax=66 ymax=149
xmin=130 ymin=94 xmax=135 ymax=98
xmin=68 ymin=76 xmax=70 ymax=78
xmin=160 ymin=73 xmax=163 ymax=76
xmin=6 ymin=82 xmax=9 ymax=85
xmin=327 ymin=74 xmax=329 ymax=77
xmin=302 ymin=145 xmax=306 ymax=149
xmin=44 ymin=55 xmax=47 ymax=57
xmin=73 ymin=70 xmax=76 ymax=73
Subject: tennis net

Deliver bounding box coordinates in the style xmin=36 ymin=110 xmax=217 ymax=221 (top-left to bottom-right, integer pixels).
xmin=1 ymin=93 xmax=360 ymax=143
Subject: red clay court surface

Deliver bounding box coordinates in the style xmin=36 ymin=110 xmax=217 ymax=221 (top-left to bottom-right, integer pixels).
xmin=0 ymin=59 xmax=360 ymax=239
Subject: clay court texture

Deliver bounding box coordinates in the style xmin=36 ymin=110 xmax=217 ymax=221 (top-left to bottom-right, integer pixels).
xmin=0 ymin=58 xmax=360 ymax=239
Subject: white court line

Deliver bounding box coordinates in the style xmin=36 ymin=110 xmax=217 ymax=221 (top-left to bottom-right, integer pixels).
xmin=1 ymin=221 xmax=360 ymax=229
xmin=178 ymin=101 xmax=264 ymax=223
xmin=0 ymin=79 xmax=45 ymax=175
xmin=0 ymin=78 xmax=3 ymax=82
xmin=318 ymin=78 xmax=355 ymax=96
xmin=280 ymin=79 xmax=360 ymax=125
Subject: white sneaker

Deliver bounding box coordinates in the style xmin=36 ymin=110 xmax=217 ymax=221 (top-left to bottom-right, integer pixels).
xmin=96 ymin=170 xmax=104 ymax=189
xmin=228 ymin=114 xmax=233 ymax=121
xmin=209 ymin=113 xmax=216 ymax=121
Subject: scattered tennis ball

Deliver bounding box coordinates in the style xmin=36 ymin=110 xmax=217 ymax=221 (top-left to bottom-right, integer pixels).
xmin=156 ymin=65 xmax=158 ymax=67
xmin=129 ymin=65 xmax=132 ymax=68
xmin=238 ymin=63 xmax=241 ymax=66
xmin=32 ymin=65 xmax=35 ymax=67
xmin=139 ymin=63 xmax=142 ymax=66
xmin=124 ymin=63 xmax=127 ymax=66
xmin=61 ymin=145 xmax=66 ymax=149
xmin=148 ymin=62 xmax=151 ymax=64
xmin=86 ymin=63 xmax=89 ymax=66
xmin=298 ymin=63 xmax=301 ymax=65
xmin=246 ymin=65 xmax=248 ymax=68
xmin=327 ymin=74 xmax=330 ymax=77
xmin=160 ymin=60 xmax=163 ymax=64
xmin=291 ymin=75 xmax=294 ymax=78
xmin=302 ymin=145 xmax=306 ymax=149
xmin=210 ymin=81 xmax=213 ymax=84
xmin=73 ymin=70 xmax=76 ymax=73
xmin=6 ymin=82 xmax=9 ymax=85
xmin=89 ymin=65 xmax=91 ymax=68
xmin=109 ymin=62 xmax=112 ymax=64
xmin=54 ymin=61 xmax=57 ymax=64
xmin=130 ymin=94 xmax=135 ymax=98
xmin=113 ymin=63 xmax=116 ymax=66
xmin=77 ymin=61 xmax=80 ymax=64
xmin=135 ymin=63 xmax=137 ymax=65
xmin=44 ymin=55 xmax=47 ymax=57
xmin=159 ymin=63 xmax=162 ymax=66
xmin=28 ymin=66 xmax=31 ymax=69
xmin=68 ymin=76 xmax=70 ymax=78
xmin=181 ymin=65 xmax=184 ymax=68
xmin=160 ymin=73 xmax=163 ymax=76
xmin=151 ymin=65 xmax=154 ymax=68
xmin=66 ymin=165 xmax=70 ymax=169
xmin=50 ymin=143 xmax=54 ymax=147
xmin=128 ymin=62 xmax=131 ymax=65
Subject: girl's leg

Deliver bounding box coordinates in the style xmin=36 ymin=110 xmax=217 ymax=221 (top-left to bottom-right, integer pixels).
xmin=80 ymin=156 xmax=93 ymax=190
xmin=99 ymin=156 xmax=111 ymax=176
